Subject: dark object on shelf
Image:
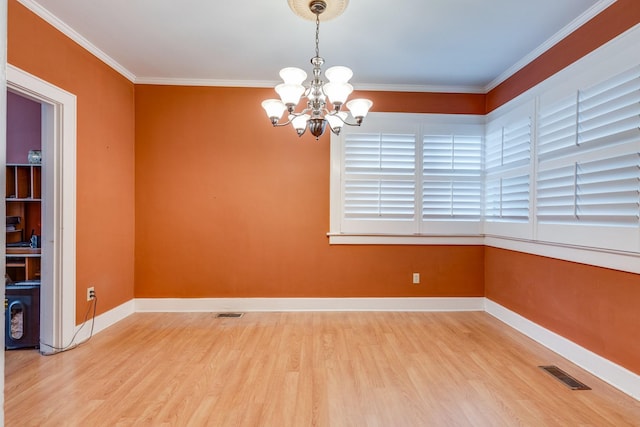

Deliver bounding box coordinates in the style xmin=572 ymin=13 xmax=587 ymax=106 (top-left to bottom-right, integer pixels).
xmin=30 ymin=229 xmax=41 ymax=248
xmin=28 ymin=150 xmax=42 ymax=164
xmin=5 ymin=283 xmax=40 ymax=349
xmin=6 ymin=241 xmax=31 ymax=248
xmin=6 ymin=215 xmax=21 ymax=227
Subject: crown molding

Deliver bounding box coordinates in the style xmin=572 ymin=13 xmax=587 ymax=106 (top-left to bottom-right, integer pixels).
xmin=353 ymin=83 xmax=486 ymax=94
xmin=484 ymin=0 xmax=617 ymax=92
xmin=134 ymin=77 xmax=280 ymax=88
xmin=135 ymin=77 xmax=486 ymax=94
xmin=16 ymin=0 xmax=137 ymax=82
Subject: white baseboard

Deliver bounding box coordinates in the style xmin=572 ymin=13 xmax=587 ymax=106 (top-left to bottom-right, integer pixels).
xmin=485 ymin=299 xmax=640 ymax=401
xmin=72 ymin=299 xmax=135 ymax=343
xmin=134 ymin=297 xmax=485 ymax=313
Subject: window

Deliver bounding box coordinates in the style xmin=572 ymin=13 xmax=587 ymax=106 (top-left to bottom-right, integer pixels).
xmin=536 ymin=65 xmax=640 ymax=252
xmin=422 ymin=134 xmax=482 ymax=221
xmin=341 ymin=130 xmax=417 ymax=234
xmin=484 ymin=102 xmax=533 ymax=234
xmin=331 ymin=113 xmax=484 ymax=240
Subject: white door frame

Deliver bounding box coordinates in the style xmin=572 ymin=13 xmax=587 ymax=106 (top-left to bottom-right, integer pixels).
xmin=6 ymin=64 xmax=77 ymax=349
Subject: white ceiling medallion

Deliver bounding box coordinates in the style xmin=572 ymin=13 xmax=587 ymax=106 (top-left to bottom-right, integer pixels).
xmin=287 ymin=0 xmax=349 ymax=21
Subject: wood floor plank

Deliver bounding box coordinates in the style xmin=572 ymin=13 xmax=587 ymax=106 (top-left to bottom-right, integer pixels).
xmin=5 ymin=311 xmax=640 ymax=426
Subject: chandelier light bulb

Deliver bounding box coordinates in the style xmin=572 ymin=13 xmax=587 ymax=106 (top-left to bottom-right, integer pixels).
xmin=279 ymin=67 xmax=307 ymax=85
xmin=291 ymin=114 xmax=310 ymax=135
xmin=261 ymin=99 xmax=287 ymax=122
xmin=275 ymin=83 xmax=305 ymax=108
xmin=326 ymin=111 xmax=348 ymax=134
xmin=346 ymin=98 xmax=373 ymax=121
xmin=323 ymin=82 xmax=354 ymax=107
xmin=325 ymin=66 xmax=353 ymax=83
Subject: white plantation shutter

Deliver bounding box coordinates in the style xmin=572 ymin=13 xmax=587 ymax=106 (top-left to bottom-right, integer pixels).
xmin=340 ymin=131 xmax=417 ymax=233
xmin=539 ymin=65 xmax=640 ymax=160
xmin=344 ymin=180 xmax=415 ymax=219
xmin=485 ymin=111 xmax=532 ymax=223
xmin=502 ymin=120 xmax=531 ymax=168
xmin=536 ymin=65 xmax=640 ymax=251
xmin=422 ymin=135 xmax=482 ymax=220
xmin=538 ymin=94 xmax=578 ymax=158
xmin=538 ymin=154 xmax=640 ymax=225
xmin=576 ymin=154 xmax=639 ymax=224
xmin=537 ymin=65 xmax=640 ymax=226
xmin=485 ymin=177 xmax=501 ymax=218
xmin=485 ymin=174 xmax=530 ymax=220
xmin=537 ymin=165 xmax=576 ymax=222
xmin=578 ymin=65 xmax=640 ymax=149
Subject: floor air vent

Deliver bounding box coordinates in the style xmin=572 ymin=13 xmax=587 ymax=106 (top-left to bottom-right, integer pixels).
xmin=216 ymin=312 xmax=244 ymax=318
xmin=539 ymin=365 xmax=591 ymax=390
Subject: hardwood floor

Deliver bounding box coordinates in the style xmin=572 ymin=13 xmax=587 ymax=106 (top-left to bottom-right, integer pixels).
xmin=5 ymin=311 xmax=640 ymax=426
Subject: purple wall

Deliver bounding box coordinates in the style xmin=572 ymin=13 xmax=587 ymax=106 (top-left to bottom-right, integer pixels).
xmin=7 ymin=91 xmax=41 ymax=164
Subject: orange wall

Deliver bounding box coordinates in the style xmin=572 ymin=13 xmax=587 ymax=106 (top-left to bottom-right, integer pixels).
xmin=7 ymin=1 xmax=136 ymax=323
xmin=485 ymin=247 xmax=640 ymax=375
xmin=487 ymin=0 xmax=640 ymax=112
xmin=357 ymin=90 xmax=485 ymax=115
xmin=134 ymin=85 xmax=485 ymax=298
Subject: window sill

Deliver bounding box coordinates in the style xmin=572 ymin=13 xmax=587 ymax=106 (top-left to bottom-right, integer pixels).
xmin=327 ymin=233 xmax=484 ymax=245
xmin=327 ymin=233 xmax=640 ymax=275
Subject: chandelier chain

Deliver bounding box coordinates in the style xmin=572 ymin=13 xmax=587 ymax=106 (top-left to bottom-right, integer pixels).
xmin=315 ymin=13 xmax=320 ymax=59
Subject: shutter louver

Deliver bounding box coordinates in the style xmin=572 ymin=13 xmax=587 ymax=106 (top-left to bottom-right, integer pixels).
xmin=539 ymin=65 xmax=640 ymax=159
xmin=343 ymin=132 xmax=416 ymax=220
xmin=537 ymin=154 xmax=640 ymax=225
xmin=502 ymin=119 xmax=531 ymax=168
xmin=423 ymin=135 xmax=482 ymax=220
xmin=485 ymin=177 xmax=501 ymax=218
xmin=578 ymin=65 xmax=640 ymax=148
xmin=344 ymin=180 xmax=415 ymax=219
xmin=344 ymin=133 xmax=415 ymax=176
xmin=501 ymin=174 xmax=530 ymax=220
xmin=485 ymin=115 xmax=531 ymax=222
xmin=537 ymin=165 xmax=578 ymax=223
xmin=575 ymin=153 xmax=640 ymax=225
xmin=485 ymin=129 xmax=503 ymax=170
xmin=538 ymin=95 xmax=578 ymax=158
xmin=484 ymin=175 xmax=530 ymax=221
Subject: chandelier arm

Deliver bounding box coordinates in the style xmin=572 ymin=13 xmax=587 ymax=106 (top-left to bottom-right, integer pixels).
xmin=325 ymin=110 xmax=362 ymax=127
xmin=270 ymin=107 xmax=313 ymax=127
xmin=272 ymin=120 xmax=293 ymax=128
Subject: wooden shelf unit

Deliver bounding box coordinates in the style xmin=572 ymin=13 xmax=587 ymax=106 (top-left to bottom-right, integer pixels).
xmin=5 ymin=164 xmax=41 ymax=282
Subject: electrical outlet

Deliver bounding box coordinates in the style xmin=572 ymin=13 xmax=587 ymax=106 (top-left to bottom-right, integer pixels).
xmin=412 ymin=273 xmax=420 ymax=284
xmin=87 ymin=286 xmax=95 ymax=301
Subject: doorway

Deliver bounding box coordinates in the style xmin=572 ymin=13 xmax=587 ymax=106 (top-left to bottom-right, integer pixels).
xmin=6 ymin=65 xmax=77 ymax=349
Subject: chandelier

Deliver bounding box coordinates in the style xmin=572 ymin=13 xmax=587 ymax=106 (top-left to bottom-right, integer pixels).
xmin=261 ymin=0 xmax=373 ymax=140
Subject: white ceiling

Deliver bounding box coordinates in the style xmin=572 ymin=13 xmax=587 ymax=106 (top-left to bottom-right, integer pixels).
xmin=23 ymin=0 xmax=608 ymax=92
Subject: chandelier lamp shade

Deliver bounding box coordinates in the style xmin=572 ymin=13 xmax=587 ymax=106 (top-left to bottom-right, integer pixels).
xmin=261 ymin=0 xmax=373 ymax=139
